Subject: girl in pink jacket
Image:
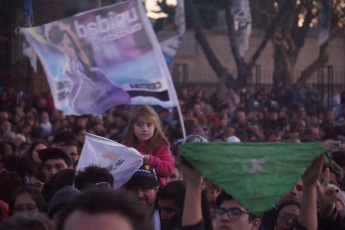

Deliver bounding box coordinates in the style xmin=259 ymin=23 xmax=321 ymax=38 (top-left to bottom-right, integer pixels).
xmin=122 ymin=105 xmax=174 ymax=186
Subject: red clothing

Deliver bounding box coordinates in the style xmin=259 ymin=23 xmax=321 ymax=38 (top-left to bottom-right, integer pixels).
xmin=0 ymin=200 xmax=8 ymax=220
xmin=127 ymin=141 xmax=174 ymax=186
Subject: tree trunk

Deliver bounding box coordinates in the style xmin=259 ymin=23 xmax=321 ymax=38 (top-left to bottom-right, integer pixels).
xmin=272 ymin=43 xmax=294 ymax=85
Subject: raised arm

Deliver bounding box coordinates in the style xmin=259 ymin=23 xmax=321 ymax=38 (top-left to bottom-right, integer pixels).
xmin=181 ymin=158 xmax=204 ymax=229
xmin=299 ymin=154 xmax=325 ymax=230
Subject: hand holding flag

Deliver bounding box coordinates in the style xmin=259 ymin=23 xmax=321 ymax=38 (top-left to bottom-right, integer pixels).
xmin=180 ymin=142 xmax=327 ymax=213
xmin=76 ymin=133 xmax=143 ymax=189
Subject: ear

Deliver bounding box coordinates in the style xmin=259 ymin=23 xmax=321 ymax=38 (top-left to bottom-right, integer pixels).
xmin=154 ymin=187 xmax=159 ymax=194
xmin=250 ymin=218 xmax=261 ymax=230
xmin=215 ymin=186 xmax=222 ymax=196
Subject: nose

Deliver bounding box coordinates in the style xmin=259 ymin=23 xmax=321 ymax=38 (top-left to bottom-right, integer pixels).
xmin=136 ymin=188 xmax=145 ymax=198
xmin=220 ymin=211 xmax=230 ymax=222
xmin=286 ymin=217 xmax=294 ymax=226
xmin=51 ymin=167 xmax=58 ymax=176
xmin=289 ymin=186 xmax=297 ymax=195
xmin=161 ymin=210 xmax=168 ymax=221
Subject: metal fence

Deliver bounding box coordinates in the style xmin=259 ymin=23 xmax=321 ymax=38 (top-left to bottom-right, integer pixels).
xmin=171 ymin=64 xmax=345 ymax=92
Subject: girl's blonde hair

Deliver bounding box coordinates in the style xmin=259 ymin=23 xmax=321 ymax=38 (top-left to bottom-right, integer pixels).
xmin=122 ymin=105 xmax=170 ymax=152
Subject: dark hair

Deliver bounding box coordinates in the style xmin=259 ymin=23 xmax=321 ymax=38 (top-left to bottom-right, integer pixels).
xmin=41 ymin=169 xmax=75 ymax=203
xmin=10 ymin=186 xmax=45 ymax=216
xmin=216 ymin=191 xmax=258 ymax=222
xmin=274 ymin=201 xmax=300 ymax=226
xmin=32 ymin=171 xmax=46 ymax=183
xmin=53 ymin=130 xmax=75 ymax=145
xmin=73 ymin=165 xmax=115 ymax=191
xmin=58 ymin=189 xmax=153 ymax=230
xmin=65 ymin=140 xmax=81 ymax=154
xmin=42 ymin=153 xmax=72 ymax=168
xmin=0 ymin=212 xmax=55 ymax=230
xmin=25 ymin=140 xmax=49 ymax=163
xmin=157 ymin=180 xmax=185 ymax=208
xmin=74 ymin=125 xmax=86 ymax=136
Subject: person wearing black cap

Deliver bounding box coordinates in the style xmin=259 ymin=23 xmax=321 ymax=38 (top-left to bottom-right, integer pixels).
xmin=38 ymin=148 xmax=72 ymax=181
xmin=125 ymin=164 xmax=160 ymax=230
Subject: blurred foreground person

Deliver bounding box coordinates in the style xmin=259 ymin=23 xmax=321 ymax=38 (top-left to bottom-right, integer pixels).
xmin=59 ymin=189 xmax=153 ymax=230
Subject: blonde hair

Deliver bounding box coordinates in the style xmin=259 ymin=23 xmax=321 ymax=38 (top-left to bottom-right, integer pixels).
xmin=122 ymin=105 xmax=170 ymax=152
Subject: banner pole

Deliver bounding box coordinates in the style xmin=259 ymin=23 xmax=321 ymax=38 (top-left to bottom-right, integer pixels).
xmin=176 ymin=103 xmax=186 ymax=139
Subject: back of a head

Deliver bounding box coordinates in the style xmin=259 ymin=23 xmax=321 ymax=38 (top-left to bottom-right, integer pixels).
xmin=73 ymin=165 xmax=114 ymax=191
xmin=53 ymin=130 xmax=75 ymax=146
xmin=48 ymin=185 xmax=81 ymax=218
xmin=0 ymin=212 xmax=55 ymax=230
xmin=59 ymin=189 xmax=153 ymax=230
xmin=156 ymin=180 xmax=185 ymax=208
xmin=41 ymin=169 xmax=75 ymax=203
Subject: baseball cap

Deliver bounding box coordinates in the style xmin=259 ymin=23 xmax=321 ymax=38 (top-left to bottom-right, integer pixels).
xmin=126 ymin=164 xmax=159 ymax=189
xmin=38 ymin=147 xmax=72 ymax=164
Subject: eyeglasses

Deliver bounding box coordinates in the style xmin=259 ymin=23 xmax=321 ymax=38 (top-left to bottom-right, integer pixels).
xmin=13 ymin=204 xmax=38 ymax=213
xmin=214 ymin=207 xmax=252 ymax=220
xmin=277 ymin=212 xmax=297 ymax=224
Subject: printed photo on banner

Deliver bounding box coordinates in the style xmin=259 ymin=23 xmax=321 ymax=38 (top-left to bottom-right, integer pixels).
xmin=22 ymin=0 xmax=178 ymax=115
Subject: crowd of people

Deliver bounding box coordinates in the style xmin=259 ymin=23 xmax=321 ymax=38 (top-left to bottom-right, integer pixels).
xmin=0 ymin=82 xmax=345 ymax=230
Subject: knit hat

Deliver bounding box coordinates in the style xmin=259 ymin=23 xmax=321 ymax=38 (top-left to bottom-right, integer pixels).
xmin=183 ymin=134 xmax=209 ymax=143
xmin=47 ymin=185 xmax=80 ymax=217
xmin=126 ymin=165 xmax=159 ymax=189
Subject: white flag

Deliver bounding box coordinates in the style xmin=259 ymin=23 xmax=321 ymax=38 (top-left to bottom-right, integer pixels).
xmin=76 ymin=133 xmax=143 ymax=189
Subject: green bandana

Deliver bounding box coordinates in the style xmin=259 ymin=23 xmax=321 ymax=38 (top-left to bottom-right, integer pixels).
xmin=180 ymin=142 xmax=326 ymax=213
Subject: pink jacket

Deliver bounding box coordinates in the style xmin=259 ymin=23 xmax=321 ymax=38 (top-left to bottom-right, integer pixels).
xmin=131 ymin=141 xmax=174 ymax=186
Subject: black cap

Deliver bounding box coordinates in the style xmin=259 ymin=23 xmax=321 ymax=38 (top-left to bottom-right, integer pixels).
xmin=126 ymin=164 xmax=159 ymax=189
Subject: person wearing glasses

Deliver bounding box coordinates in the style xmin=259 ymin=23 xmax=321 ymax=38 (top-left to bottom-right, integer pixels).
xmin=63 ymin=141 xmax=81 ymax=167
xmin=9 ymin=185 xmax=45 ymax=216
xmin=180 ymin=152 xmax=325 ymax=230
xmin=212 ymin=192 xmax=261 ymax=230
xmin=273 ymin=201 xmax=300 ymax=230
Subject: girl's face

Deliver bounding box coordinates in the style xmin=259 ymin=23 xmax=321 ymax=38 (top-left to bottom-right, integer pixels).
xmin=32 ymin=143 xmax=47 ymax=164
xmin=275 ymin=204 xmax=299 ymax=230
xmin=134 ymin=115 xmax=155 ymax=142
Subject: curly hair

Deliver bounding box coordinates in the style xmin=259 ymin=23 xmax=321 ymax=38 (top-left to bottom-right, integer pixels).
xmin=73 ymin=165 xmax=115 ymax=190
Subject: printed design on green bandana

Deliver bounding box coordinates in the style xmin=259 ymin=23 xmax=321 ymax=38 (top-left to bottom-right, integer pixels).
xmin=242 ymin=158 xmax=265 ymax=174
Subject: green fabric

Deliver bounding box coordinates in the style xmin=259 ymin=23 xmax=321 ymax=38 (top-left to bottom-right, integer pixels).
xmin=180 ymin=142 xmax=326 ymax=213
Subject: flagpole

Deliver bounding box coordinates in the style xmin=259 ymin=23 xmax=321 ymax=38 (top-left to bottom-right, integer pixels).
xmin=137 ymin=0 xmax=186 ymax=139
xmin=176 ymin=103 xmax=186 ymax=139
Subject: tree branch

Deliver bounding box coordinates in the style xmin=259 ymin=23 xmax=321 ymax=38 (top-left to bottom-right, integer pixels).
xmin=185 ymin=0 xmax=234 ymax=81
xmin=296 ymin=27 xmax=343 ymax=85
